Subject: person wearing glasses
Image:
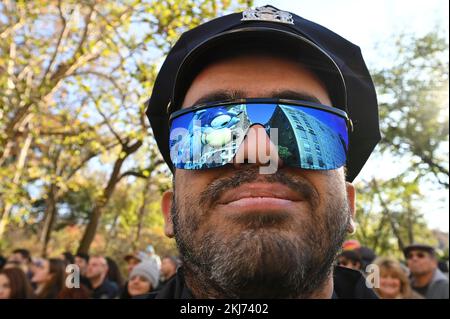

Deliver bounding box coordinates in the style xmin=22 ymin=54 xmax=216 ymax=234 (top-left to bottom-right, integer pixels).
xmin=146 ymin=5 xmax=381 ymax=299
xmin=404 ymin=244 xmax=449 ymax=299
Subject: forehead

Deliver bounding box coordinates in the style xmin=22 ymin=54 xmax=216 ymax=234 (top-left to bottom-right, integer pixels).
xmin=162 ymin=257 xmax=175 ymax=264
xmin=181 ymin=54 xmax=332 ymax=109
xmin=90 ymin=257 xmax=105 ymax=265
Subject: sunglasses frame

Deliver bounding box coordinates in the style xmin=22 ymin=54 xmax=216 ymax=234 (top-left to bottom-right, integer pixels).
xmin=169 ymin=98 xmax=353 ymax=133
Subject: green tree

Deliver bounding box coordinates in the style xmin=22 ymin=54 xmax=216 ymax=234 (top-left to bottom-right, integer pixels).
xmin=354 ymin=30 xmax=449 ymax=255
xmin=372 ymin=31 xmax=449 ymax=188
xmin=0 ymin=0 xmax=253 ymax=256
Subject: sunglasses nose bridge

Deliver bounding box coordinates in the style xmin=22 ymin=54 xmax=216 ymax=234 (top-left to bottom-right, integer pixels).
xmin=233 ymin=124 xmax=283 ymax=170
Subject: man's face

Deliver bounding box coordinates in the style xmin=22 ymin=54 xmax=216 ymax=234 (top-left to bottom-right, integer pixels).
xmin=162 ymin=55 xmax=356 ymax=298
xmin=74 ymin=256 xmax=88 ymax=275
xmin=86 ymin=257 xmax=107 ymax=279
xmin=127 ymin=258 xmax=140 ymax=275
xmin=406 ymin=249 xmax=437 ymax=276
xmin=161 ymin=258 xmax=177 ymax=278
xmin=8 ymin=253 xmax=25 ymax=265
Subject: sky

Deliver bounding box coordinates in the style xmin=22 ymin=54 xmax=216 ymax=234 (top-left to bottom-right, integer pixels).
xmin=251 ymin=0 xmax=449 ymax=232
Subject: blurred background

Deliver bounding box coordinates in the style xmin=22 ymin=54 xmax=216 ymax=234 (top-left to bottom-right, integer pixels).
xmin=0 ymin=0 xmax=448 ymax=270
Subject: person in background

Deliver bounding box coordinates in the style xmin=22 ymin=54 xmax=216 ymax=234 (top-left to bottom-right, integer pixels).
xmin=86 ymin=256 xmax=119 ymax=299
xmin=8 ymin=248 xmax=33 ymax=279
xmin=121 ymin=260 xmax=160 ymax=299
xmin=8 ymin=249 xmax=32 ymax=266
xmin=0 ymin=267 xmax=35 ymax=299
xmin=342 ymin=239 xmax=361 ymax=251
xmin=355 ymin=246 xmax=376 ymax=272
xmin=404 ymin=243 xmax=449 ymax=299
xmin=0 ymin=255 xmax=6 ymax=270
xmin=337 ymin=250 xmax=362 ymax=271
xmin=74 ymin=252 xmax=91 ymax=289
xmin=57 ymin=284 xmax=92 ymax=299
xmin=341 ymin=240 xmax=376 ymax=275
xmin=145 ymin=245 xmax=162 ymax=269
xmin=156 ymin=256 xmax=179 ymax=291
xmin=60 ymin=251 xmax=75 ymax=267
xmin=373 ymin=257 xmax=422 ymax=299
xmin=437 ymin=259 xmax=449 ymax=278
xmin=31 ymin=258 xmax=65 ymax=298
xmin=106 ymin=256 xmax=124 ymax=290
xmin=74 ymin=252 xmax=89 ymax=275
xmin=124 ymin=251 xmax=145 ymax=276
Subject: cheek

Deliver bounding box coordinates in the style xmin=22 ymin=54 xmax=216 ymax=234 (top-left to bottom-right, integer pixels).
xmin=130 ymin=280 xmax=150 ymax=293
xmin=33 ymin=270 xmax=44 ymax=281
xmin=175 ymin=171 xmax=209 ymax=196
xmin=381 ymin=278 xmax=401 ymax=290
xmin=174 ymin=171 xmax=212 ymax=214
xmin=393 ymin=279 xmax=401 ymax=288
xmin=424 ymin=261 xmax=436 ymax=271
xmin=0 ymin=288 xmax=11 ymax=298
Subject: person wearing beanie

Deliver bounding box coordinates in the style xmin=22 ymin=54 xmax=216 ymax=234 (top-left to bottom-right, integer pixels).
xmin=122 ymin=260 xmax=160 ymax=298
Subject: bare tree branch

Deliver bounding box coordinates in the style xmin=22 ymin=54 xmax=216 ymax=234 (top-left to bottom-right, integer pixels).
xmin=371 ymin=179 xmax=406 ymax=252
xmin=39 ymin=0 xmax=72 ymax=86
xmin=118 ymin=159 xmax=165 ymax=181
xmin=91 ymin=96 xmax=124 ymax=146
xmin=71 ymin=70 xmax=123 ymax=93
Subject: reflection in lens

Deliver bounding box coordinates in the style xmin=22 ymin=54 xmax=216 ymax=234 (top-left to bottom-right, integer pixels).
xmin=170 ymin=103 xmax=348 ymax=170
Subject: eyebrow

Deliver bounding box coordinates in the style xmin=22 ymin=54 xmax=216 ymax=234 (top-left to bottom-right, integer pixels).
xmin=191 ymin=89 xmax=322 ymax=106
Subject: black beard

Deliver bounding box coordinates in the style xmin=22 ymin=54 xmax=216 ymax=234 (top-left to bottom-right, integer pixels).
xmin=172 ymin=167 xmax=350 ymax=298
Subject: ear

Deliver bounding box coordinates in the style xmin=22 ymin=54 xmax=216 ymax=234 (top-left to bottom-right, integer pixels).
xmin=346 ymin=182 xmax=356 ymax=234
xmin=161 ymin=190 xmax=175 ymax=238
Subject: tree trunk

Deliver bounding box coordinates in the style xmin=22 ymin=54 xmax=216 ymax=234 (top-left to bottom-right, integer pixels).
xmin=77 ymin=156 xmax=125 ymax=254
xmin=77 ymin=140 xmax=142 ymax=254
xmin=406 ymin=199 xmax=415 ymax=245
xmin=40 ymin=184 xmax=58 ymax=257
xmin=133 ymin=178 xmax=151 ymax=250
xmin=104 ymin=209 xmax=121 ymax=252
xmin=372 ymin=178 xmax=405 ymax=252
xmin=78 ymin=204 xmax=104 ymax=254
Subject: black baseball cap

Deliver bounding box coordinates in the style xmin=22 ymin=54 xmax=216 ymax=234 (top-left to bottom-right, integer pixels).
xmin=146 ymin=5 xmax=380 ymax=182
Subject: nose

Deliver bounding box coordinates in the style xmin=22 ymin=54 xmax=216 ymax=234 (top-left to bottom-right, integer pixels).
xmin=233 ymin=124 xmax=283 ymax=173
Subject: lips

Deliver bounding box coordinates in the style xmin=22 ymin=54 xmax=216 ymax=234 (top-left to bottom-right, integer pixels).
xmin=217 ymin=182 xmax=305 ymax=205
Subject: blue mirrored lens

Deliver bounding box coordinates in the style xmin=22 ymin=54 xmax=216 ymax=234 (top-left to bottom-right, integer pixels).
xmin=169 ymin=103 xmax=348 ymax=170
xmin=170 ymin=104 xmax=249 ymax=169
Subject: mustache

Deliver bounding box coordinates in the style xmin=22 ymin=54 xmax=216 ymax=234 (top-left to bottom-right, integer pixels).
xmin=199 ymin=166 xmax=319 ymax=210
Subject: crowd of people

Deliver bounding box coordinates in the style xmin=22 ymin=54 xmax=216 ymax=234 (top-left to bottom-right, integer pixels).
xmin=0 ymin=247 xmax=179 ymax=299
xmin=337 ymin=241 xmax=449 ymax=299
xmin=0 ymin=241 xmax=448 ymax=299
